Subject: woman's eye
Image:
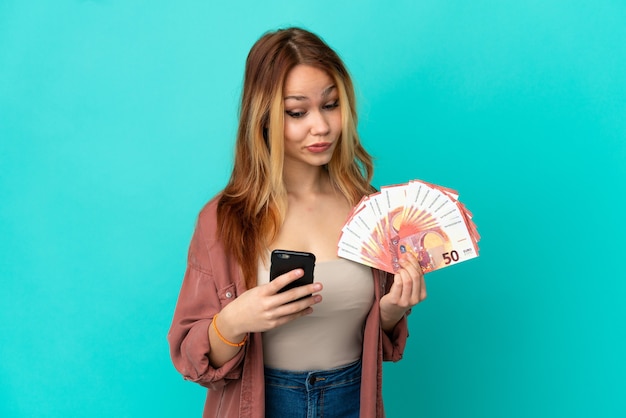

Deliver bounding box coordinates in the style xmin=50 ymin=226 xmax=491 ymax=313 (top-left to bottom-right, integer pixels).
xmin=323 ymin=100 xmax=339 ymax=110
xmin=286 ymin=110 xmax=306 ymax=118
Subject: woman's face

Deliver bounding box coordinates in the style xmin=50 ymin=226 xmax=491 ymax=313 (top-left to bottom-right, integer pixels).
xmin=282 ymin=65 xmax=342 ymax=169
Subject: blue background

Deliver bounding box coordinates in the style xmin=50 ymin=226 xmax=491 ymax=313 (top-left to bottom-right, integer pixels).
xmin=1 ymin=1 xmax=625 ymax=417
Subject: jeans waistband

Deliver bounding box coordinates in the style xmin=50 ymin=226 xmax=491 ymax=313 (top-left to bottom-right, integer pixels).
xmin=264 ymin=359 xmax=362 ymax=389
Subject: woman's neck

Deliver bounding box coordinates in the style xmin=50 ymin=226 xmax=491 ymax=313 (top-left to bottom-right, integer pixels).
xmin=283 ymin=164 xmax=330 ymax=198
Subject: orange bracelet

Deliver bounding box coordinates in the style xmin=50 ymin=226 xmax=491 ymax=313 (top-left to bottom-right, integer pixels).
xmin=211 ymin=313 xmax=247 ymax=347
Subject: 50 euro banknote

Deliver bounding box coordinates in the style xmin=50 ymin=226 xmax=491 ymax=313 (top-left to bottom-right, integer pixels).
xmin=337 ymin=179 xmax=480 ymax=274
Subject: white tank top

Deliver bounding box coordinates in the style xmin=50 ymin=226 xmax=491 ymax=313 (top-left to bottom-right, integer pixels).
xmin=257 ymin=257 xmax=374 ymax=371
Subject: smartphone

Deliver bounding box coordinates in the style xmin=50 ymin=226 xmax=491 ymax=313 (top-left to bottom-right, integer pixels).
xmin=270 ymin=249 xmax=316 ymax=296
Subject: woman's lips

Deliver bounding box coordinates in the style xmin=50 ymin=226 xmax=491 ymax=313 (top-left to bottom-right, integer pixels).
xmin=306 ymin=143 xmax=332 ymax=153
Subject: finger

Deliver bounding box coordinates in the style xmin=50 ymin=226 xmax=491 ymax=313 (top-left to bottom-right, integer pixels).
xmin=272 ymin=293 xmax=322 ymax=322
xmin=400 ymin=254 xmax=425 ymax=303
xmin=280 ymin=292 xmax=321 ymax=313
xmin=274 ymin=282 xmax=322 ymax=306
xmin=267 ymin=268 xmax=304 ymax=294
xmin=399 ymin=269 xmax=414 ymax=306
xmin=405 ymin=265 xmax=423 ymax=303
xmin=387 ymin=271 xmax=403 ymax=302
xmin=388 ymin=269 xmax=410 ymax=307
xmin=399 ymin=253 xmax=421 ymax=277
xmin=419 ymin=275 xmax=427 ymax=301
xmin=412 ymin=263 xmax=426 ymax=302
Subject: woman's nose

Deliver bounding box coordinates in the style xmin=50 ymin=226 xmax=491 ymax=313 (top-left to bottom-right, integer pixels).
xmin=309 ymin=111 xmax=330 ymax=136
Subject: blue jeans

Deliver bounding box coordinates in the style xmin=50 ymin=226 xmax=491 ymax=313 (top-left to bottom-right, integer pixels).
xmin=264 ymin=360 xmax=362 ymax=418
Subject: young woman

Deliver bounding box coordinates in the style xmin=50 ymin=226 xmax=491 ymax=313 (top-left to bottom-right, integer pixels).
xmin=168 ymin=27 xmax=426 ymax=418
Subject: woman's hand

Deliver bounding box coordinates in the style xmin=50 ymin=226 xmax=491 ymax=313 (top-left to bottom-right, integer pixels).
xmin=379 ymin=253 xmax=426 ymax=332
xmin=208 ymin=269 xmax=322 ymax=367
xmin=218 ymin=269 xmax=323 ymax=339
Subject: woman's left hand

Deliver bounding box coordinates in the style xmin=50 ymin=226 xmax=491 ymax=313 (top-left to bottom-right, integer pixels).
xmin=379 ymin=252 xmax=426 ymax=332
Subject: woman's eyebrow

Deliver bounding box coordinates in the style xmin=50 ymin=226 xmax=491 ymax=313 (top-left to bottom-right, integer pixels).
xmin=284 ymin=94 xmax=308 ymax=101
xmin=284 ymin=85 xmax=337 ymax=101
xmin=321 ymin=85 xmax=337 ymax=98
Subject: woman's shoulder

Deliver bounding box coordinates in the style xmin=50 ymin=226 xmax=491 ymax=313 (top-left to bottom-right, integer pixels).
xmin=198 ymin=193 xmax=222 ymax=219
xmin=191 ymin=193 xmax=224 ymax=242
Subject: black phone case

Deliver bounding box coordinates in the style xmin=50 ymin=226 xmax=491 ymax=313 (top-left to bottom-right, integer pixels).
xmin=270 ymin=249 xmax=316 ymax=294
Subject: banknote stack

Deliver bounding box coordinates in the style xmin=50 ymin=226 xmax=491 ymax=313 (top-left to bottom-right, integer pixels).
xmin=337 ymin=179 xmax=480 ymax=274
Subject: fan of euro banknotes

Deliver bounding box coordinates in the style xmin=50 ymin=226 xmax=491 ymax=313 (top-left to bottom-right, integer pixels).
xmin=337 ymin=179 xmax=480 ymax=274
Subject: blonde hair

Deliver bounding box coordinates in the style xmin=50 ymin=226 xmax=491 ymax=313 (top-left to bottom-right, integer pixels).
xmin=217 ymin=27 xmax=374 ymax=289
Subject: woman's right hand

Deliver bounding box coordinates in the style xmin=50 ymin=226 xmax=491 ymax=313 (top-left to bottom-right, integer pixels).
xmin=216 ymin=269 xmax=323 ymax=340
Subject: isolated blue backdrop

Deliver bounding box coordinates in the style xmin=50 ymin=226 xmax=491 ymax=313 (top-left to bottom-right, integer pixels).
xmin=1 ymin=1 xmax=625 ymax=417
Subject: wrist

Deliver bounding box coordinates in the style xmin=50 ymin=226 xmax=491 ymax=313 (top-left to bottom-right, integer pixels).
xmin=380 ymin=309 xmax=405 ymax=333
xmin=213 ymin=310 xmax=247 ymax=346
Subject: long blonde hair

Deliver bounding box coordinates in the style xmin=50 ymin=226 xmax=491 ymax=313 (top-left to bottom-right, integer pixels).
xmin=217 ymin=27 xmax=374 ymax=289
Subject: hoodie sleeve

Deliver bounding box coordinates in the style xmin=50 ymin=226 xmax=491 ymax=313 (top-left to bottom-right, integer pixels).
xmin=167 ymin=212 xmax=246 ymax=389
xmin=380 ymin=271 xmax=411 ymax=362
